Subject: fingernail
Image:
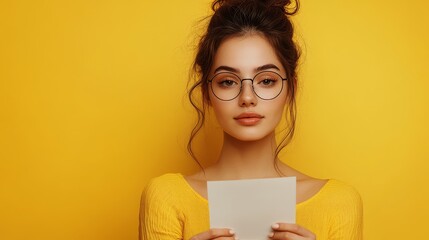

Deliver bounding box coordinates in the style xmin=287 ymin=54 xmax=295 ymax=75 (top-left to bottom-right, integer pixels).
xmin=268 ymin=232 xmax=274 ymax=237
xmin=229 ymin=229 xmax=235 ymax=235
xmin=272 ymin=223 xmax=279 ymax=229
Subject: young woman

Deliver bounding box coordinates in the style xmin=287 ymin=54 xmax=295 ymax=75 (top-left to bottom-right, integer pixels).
xmin=140 ymin=0 xmax=363 ymax=239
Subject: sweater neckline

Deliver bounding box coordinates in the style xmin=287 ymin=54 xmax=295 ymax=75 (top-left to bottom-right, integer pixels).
xmin=175 ymin=173 xmax=332 ymax=207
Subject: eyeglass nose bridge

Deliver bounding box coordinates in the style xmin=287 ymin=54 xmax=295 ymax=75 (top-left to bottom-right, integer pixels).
xmin=238 ymin=78 xmax=256 ymax=94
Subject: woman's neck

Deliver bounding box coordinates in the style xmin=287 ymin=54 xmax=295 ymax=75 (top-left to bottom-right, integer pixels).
xmin=207 ymin=131 xmax=283 ymax=180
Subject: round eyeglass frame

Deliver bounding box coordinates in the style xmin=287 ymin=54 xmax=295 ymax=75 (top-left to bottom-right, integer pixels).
xmin=208 ymin=70 xmax=288 ymax=101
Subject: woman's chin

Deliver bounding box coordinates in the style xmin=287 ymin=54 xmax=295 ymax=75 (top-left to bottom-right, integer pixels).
xmin=224 ymin=130 xmax=274 ymax=143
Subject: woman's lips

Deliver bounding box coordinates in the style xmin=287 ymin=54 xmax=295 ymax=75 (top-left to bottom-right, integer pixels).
xmin=234 ymin=113 xmax=264 ymax=126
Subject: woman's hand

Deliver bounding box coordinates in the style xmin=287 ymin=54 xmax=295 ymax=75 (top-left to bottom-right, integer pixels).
xmin=269 ymin=223 xmax=316 ymax=240
xmin=190 ymin=228 xmax=236 ymax=240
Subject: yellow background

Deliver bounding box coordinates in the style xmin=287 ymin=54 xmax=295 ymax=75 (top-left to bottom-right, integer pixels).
xmin=1 ymin=0 xmax=428 ymax=239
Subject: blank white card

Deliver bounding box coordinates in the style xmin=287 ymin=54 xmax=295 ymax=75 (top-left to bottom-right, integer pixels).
xmin=207 ymin=177 xmax=296 ymax=240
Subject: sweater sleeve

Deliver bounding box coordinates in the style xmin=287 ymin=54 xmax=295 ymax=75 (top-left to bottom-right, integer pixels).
xmin=139 ymin=176 xmax=183 ymax=240
xmin=328 ymin=182 xmax=363 ymax=240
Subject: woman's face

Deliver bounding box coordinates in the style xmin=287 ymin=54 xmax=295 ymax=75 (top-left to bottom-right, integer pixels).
xmin=209 ymin=34 xmax=288 ymax=142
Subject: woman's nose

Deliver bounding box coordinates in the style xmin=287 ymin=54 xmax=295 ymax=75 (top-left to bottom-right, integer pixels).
xmin=238 ymin=80 xmax=257 ymax=106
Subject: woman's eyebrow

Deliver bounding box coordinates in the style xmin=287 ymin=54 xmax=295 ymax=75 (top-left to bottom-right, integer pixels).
xmin=213 ymin=64 xmax=280 ymax=74
xmin=213 ymin=65 xmax=239 ymax=74
xmin=256 ymin=64 xmax=280 ymax=72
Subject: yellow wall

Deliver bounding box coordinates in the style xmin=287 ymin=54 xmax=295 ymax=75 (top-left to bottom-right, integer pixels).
xmin=1 ymin=0 xmax=428 ymax=239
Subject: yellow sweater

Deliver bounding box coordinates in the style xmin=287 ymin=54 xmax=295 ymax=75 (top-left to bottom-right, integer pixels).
xmin=140 ymin=173 xmax=362 ymax=240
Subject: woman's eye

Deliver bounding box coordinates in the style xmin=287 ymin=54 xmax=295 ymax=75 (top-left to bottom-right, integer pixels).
xmin=259 ymin=78 xmax=276 ymax=86
xmin=219 ymin=80 xmax=237 ymax=87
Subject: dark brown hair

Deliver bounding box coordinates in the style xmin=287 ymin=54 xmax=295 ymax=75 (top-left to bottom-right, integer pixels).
xmin=187 ymin=0 xmax=300 ymax=171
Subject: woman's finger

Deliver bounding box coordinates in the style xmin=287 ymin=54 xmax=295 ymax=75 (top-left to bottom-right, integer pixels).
xmin=271 ymin=223 xmax=316 ymax=239
xmin=269 ymin=231 xmax=304 ymax=240
xmin=190 ymin=228 xmax=235 ymax=240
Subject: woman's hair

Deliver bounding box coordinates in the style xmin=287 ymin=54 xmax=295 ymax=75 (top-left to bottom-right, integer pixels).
xmin=187 ymin=0 xmax=300 ymax=171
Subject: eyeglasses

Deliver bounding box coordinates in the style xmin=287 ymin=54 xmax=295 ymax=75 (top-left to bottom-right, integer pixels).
xmin=208 ymin=71 xmax=287 ymax=101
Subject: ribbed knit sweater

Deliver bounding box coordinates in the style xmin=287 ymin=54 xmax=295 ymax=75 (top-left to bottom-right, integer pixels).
xmin=140 ymin=173 xmax=362 ymax=240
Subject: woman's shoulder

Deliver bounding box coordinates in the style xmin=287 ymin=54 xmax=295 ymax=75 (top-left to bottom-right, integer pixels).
xmin=146 ymin=173 xmax=184 ymax=186
xmin=141 ymin=172 xmax=208 ymax=212
xmin=143 ymin=173 xmax=186 ymax=199
xmin=283 ymin=164 xmax=361 ymax=206
xmin=322 ymin=179 xmax=362 ymax=202
xmin=299 ymin=178 xmax=362 ymax=209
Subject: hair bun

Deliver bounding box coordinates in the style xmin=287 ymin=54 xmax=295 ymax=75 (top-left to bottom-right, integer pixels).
xmin=268 ymin=0 xmax=299 ymax=15
xmin=212 ymin=0 xmax=299 ymax=15
xmin=271 ymin=0 xmax=291 ymax=8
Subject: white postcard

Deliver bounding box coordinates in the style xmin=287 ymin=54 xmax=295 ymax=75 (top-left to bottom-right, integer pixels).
xmin=207 ymin=177 xmax=296 ymax=240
